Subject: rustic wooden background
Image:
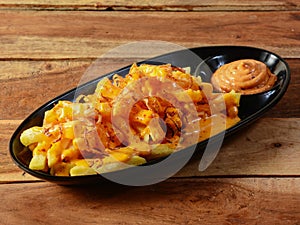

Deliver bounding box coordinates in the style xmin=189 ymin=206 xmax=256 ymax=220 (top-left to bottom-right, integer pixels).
xmin=0 ymin=1 xmax=299 ymax=224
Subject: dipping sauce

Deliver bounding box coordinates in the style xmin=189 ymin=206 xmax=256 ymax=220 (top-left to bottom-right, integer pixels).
xmin=211 ymin=59 xmax=277 ymax=95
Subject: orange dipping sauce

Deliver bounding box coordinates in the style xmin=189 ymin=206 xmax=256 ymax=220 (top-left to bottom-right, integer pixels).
xmin=211 ymin=59 xmax=277 ymax=95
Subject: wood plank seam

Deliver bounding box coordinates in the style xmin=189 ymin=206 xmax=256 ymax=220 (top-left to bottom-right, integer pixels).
xmin=0 ymin=2 xmax=299 ymax=12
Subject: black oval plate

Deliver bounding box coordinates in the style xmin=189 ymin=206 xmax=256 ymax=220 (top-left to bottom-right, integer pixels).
xmin=9 ymin=46 xmax=290 ymax=185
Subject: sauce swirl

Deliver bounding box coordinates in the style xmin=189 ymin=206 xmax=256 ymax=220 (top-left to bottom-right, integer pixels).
xmin=211 ymin=59 xmax=277 ymax=95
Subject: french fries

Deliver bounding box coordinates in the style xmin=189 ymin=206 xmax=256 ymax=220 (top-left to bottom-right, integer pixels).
xmin=20 ymin=63 xmax=241 ymax=176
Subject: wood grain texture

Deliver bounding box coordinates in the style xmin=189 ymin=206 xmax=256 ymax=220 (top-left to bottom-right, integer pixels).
xmin=0 ymin=11 xmax=299 ymax=59
xmin=0 ymin=178 xmax=299 ymax=224
xmin=0 ymin=0 xmax=299 ymax=11
xmin=0 ymin=2 xmax=299 ymax=224
xmin=1 ymin=59 xmax=299 ymax=120
xmin=178 ymin=118 xmax=300 ymax=177
xmin=1 ymin=118 xmax=299 ymax=183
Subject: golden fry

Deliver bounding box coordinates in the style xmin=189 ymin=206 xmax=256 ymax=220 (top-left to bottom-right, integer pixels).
xmin=20 ymin=63 xmax=241 ymax=176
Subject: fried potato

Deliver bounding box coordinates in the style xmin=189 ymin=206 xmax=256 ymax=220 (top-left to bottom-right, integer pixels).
xmin=20 ymin=63 xmax=241 ymax=176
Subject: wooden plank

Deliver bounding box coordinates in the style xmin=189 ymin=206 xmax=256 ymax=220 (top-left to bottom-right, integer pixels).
xmin=1 ymin=59 xmax=299 ymax=120
xmin=0 ymin=0 xmax=299 ymax=11
xmin=0 ymin=58 xmax=144 ymax=119
xmin=0 ymin=178 xmax=299 ymax=224
xmin=268 ymin=59 xmax=300 ymax=118
xmin=178 ymin=118 xmax=300 ymax=177
xmin=1 ymin=118 xmax=299 ymax=183
xmin=0 ymin=11 xmax=299 ymax=59
xmin=0 ymin=120 xmax=40 ymax=182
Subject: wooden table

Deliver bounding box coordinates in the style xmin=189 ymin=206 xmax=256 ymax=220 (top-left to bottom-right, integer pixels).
xmin=1 ymin=1 xmax=299 ymax=224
